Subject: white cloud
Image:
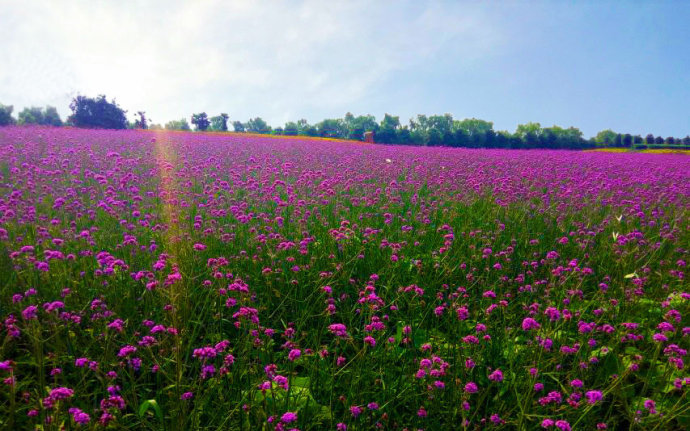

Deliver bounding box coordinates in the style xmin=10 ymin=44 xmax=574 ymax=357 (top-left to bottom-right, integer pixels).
xmin=0 ymin=0 xmax=504 ymax=125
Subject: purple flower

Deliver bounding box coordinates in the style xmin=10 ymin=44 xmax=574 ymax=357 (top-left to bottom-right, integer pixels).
xmin=117 ymin=345 xmax=137 ymax=357
xmin=288 ymin=349 xmax=301 ymax=361
xmin=328 ymin=323 xmax=348 ymax=338
xmin=652 ymin=333 xmax=668 ymax=343
xmin=585 ymin=390 xmax=603 ymax=404
xmin=49 ymin=387 xmax=74 ymax=400
xmin=644 ymin=399 xmax=657 ymax=413
xmin=22 ymin=305 xmax=38 ymax=320
xmin=75 ymin=357 xmax=89 ymax=368
xmin=281 ymin=412 xmax=297 ymax=423
xmin=69 ymin=408 xmax=90 ymax=425
xmin=555 ymin=420 xmax=571 ymax=431
xmin=464 ymin=382 xmax=478 ymax=393
xmin=570 ymin=379 xmax=583 ymax=388
xmin=489 ymin=369 xmax=504 ymax=382
xmin=522 ymin=317 xmax=541 ymax=331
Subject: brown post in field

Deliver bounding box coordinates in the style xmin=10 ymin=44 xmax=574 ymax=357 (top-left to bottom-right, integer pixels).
xmin=364 ymin=131 xmax=374 ymax=143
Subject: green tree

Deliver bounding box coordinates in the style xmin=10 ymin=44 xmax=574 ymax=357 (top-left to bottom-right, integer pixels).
xmin=376 ymin=113 xmax=401 ymax=143
xmin=0 ymin=103 xmax=15 ymax=126
xmin=210 ymin=113 xmax=229 ymax=131
xmin=614 ymin=133 xmax=623 ymax=147
xmin=18 ymin=107 xmax=45 ymax=125
xmin=246 ymin=117 xmax=271 ymax=134
xmin=191 ymin=112 xmax=210 ymax=131
xmin=397 ymin=126 xmax=412 ymax=145
xmin=428 ymin=114 xmax=454 ymax=135
xmin=453 ymin=128 xmax=469 ymax=147
xmin=164 ymin=119 xmax=191 ymax=131
xmin=232 ymin=121 xmax=246 ymax=132
xmin=316 ymin=118 xmax=346 ymax=138
xmin=427 ymin=128 xmax=443 ymax=146
xmin=343 ymin=113 xmax=378 ymax=141
xmin=297 ymin=119 xmax=317 ymax=136
xmin=622 ymin=133 xmax=633 ymax=147
xmin=540 ymin=127 xmax=558 ymax=148
xmin=645 ymin=134 xmax=655 ymax=145
xmin=455 ymin=118 xmax=493 ymax=147
xmin=68 ymin=95 xmax=127 ymax=129
xmin=133 ymin=111 xmax=148 ymax=129
xmin=595 ymin=129 xmax=617 ymax=146
xmin=43 ymin=106 xmax=63 ymax=126
xmin=283 ymin=121 xmax=299 ymax=136
xmin=494 ymin=131 xmax=511 ymax=149
xmin=515 ymin=122 xmax=542 ymax=139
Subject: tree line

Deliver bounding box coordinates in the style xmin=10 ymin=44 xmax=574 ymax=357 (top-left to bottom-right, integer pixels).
xmin=2 ymin=95 xmax=689 ymax=150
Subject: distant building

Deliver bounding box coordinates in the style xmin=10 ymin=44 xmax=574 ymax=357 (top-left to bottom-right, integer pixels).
xmin=364 ymin=131 xmax=374 ymax=143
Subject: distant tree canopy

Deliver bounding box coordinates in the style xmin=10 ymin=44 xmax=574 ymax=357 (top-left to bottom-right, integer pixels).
xmin=315 ymin=118 xmax=346 ymax=138
xmin=68 ymin=95 xmax=128 ymax=129
xmin=232 ymin=121 xmax=245 ymax=132
xmin=191 ymin=112 xmax=210 ymax=131
xmin=210 ymin=113 xmax=229 ymax=131
xmin=133 ymin=111 xmax=148 ymax=129
xmin=595 ymin=129 xmax=617 ymax=146
xmin=246 ymin=117 xmax=271 ymax=134
xmin=17 ymin=106 xmax=63 ymax=126
xmin=4 ymin=94 xmax=688 ymax=150
xmin=165 ymin=118 xmax=191 ymax=131
xmin=0 ymin=104 xmax=17 ymax=126
xmin=247 ymin=113 xmax=605 ymax=150
xmin=197 ymin=111 xmax=688 ymax=150
xmin=67 ymin=95 xmax=127 ymax=129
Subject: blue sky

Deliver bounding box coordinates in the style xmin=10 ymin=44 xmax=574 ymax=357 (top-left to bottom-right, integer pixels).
xmin=1 ymin=0 xmax=689 ymax=138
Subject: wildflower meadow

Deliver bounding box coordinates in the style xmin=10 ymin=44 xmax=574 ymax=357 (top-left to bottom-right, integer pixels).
xmin=0 ymin=126 xmax=688 ymax=430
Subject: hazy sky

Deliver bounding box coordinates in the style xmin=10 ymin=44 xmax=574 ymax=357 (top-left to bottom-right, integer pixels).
xmin=2 ymin=1 xmax=689 ymax=137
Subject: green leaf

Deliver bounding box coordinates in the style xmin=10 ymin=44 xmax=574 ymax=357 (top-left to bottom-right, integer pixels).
xmin=138 ymin=399 xmax=164 ymax=422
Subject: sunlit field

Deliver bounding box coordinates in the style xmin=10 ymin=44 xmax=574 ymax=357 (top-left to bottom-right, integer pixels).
xmin=0 ymin=126 xmax=688 ymax=430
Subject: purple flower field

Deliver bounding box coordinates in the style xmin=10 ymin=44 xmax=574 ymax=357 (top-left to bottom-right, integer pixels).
xmin=0 ymin=126 xmax=688 ymax=430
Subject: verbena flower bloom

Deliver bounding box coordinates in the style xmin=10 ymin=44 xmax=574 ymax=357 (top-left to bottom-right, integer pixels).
xmin=281 ymin=412 xmax=297 ymax=423
xmin=69 ymin=408 xmax=90 ymax=425
xmin=22 ymin=305 xmax=38 ymax=320
xmin=489 ymin=369 xmax=504 ymax=382
xmin=49 ymin=387 xmax=74 ymax=400
xmin=288 ymin=349 xmax=301 ymax=361
xmin=585 ymin=390 xmax=603 ymax=404
xmin=350 ymin=405 xmax=363 ymax=418
xmin=570 ymin=379 xmax=583 ymax=388
xmin=522 ymin=317 xmax=541 ymax=331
